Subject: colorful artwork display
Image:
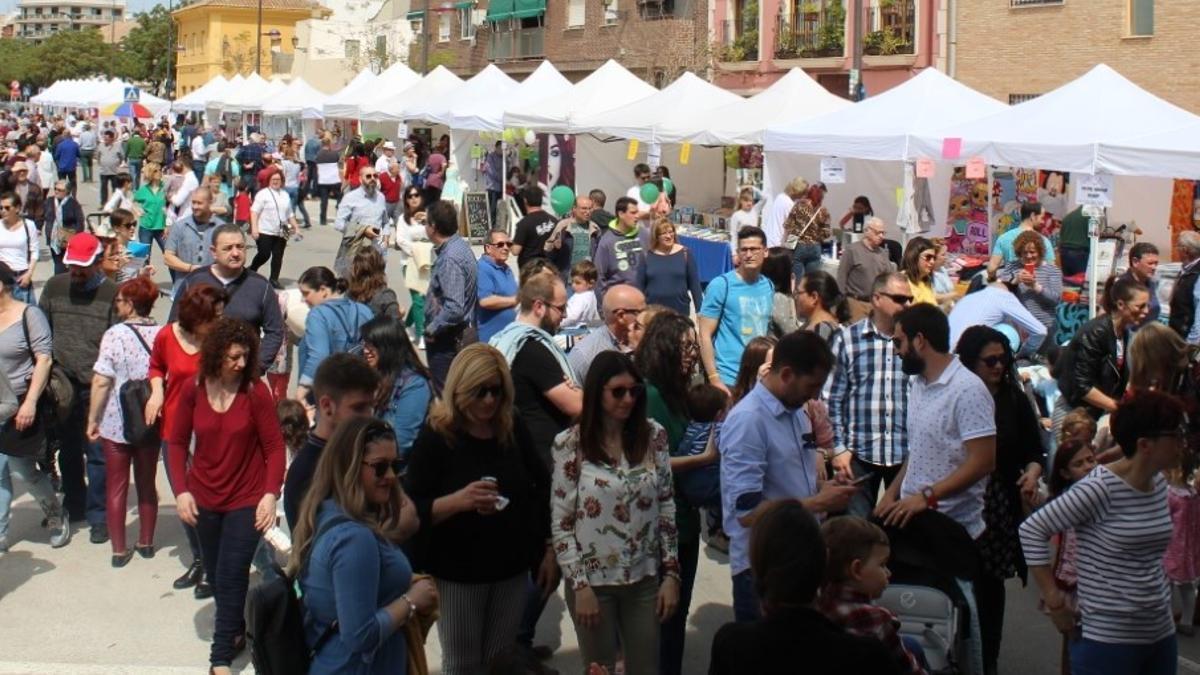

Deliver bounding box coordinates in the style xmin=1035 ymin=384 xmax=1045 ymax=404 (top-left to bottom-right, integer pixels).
xmin=944 ymin=167 xmax=989 ymax=255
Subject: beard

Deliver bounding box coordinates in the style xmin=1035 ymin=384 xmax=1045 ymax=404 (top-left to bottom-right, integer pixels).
xmin=539 ymin=312 xmax=560 ymax=336
xmin=900 ymin=351 xmax=925 ymax=376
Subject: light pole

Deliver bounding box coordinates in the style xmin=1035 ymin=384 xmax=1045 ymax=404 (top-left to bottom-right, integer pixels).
xmin=254 ymin=0 xmax=264 ymax=73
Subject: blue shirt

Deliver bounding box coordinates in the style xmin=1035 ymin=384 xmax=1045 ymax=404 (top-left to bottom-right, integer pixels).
xmin=476 ymin=255 xmax=517 ymax=343
xmin=425 ymin=234 xmax=478 ymax=336
xmin=948 ymin=285 xmax=1047 ymax=353
xmin=301 ymin=500 xmax=412 ymax=675
xmin=720 ymin=382 xmax=818 ymax=575
xmin=698 ymin=270 xmax=775 ymax=384
xmin=378 ymin=368 xmax=431 ymax=459
xmin=298 ymin=297 xmax=374 ymax=386
xmin=992 ymin=226 xmax=1055 ymax=265
xmin=304 ymin=137 xmax=322 ymax=162
xmin=52 ymin=138 xmax=80 ymax=172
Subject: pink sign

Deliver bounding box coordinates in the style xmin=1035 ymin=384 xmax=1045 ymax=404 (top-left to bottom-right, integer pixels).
xmin=965 ymin=157 xmax=986 ymax=179
xmin=942 ymin=137 xmax=963 ymax=160
xmin=916 ymin=158 xmax=935 ymax=178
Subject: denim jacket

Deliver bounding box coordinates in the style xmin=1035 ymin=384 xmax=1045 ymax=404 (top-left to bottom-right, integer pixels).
xmin=298 ymin=297 xmax=374 ymax=386
xmin=378 ymin=367 xmax=432 ymax=459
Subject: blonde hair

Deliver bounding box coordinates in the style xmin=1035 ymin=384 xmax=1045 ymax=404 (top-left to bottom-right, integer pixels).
xmin=142 ymin=161 xmax=163 ymax=183
xmin=286 ymin=417 xmax=408 ymax=576
xmin=427 ymin=343 xmax=515 ymax=446
xmin=650 ymin=217 xmax=676 ymax=244
xmin=1128 ymin=323 xmax=1190 ymax=392
xmin=786 ymin=177 xmax=809 ymax=196
xmin=1059 ymin=407 xmax=1097 ymax=446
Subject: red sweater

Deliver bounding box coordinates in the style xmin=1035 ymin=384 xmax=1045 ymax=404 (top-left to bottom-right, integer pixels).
xmin=167 ymin=378 xmax=286 ymax=512
xmin=344 ymin=155 xmax=369 ymax=187
xmin=147 ymin=324 xmax=200 ymax=441
xmin=380 ymin=171 xmax=402 ymax=203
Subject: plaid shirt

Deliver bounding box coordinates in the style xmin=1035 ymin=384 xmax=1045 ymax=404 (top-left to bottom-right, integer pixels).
xmin=818 ymin=585 xmax=927 ymax=675
xmin=424 ymin=234 xmax=478 ymax=336
xmin=824 ymin=316 xmax=909 ymax=466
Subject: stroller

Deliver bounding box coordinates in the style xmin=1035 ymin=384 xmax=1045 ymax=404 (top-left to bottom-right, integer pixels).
xmin=873 ymin=510 xmax=979 ymax=675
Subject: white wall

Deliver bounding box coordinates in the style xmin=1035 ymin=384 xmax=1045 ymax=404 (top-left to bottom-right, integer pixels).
xmin=576 ymin=136 xmax=732 ymax=212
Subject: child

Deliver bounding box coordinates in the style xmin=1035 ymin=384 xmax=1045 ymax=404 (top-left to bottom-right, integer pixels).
xmin=819 ymin=516 xmax=927 ymax=675
xmin=1166 ymin=452 xmax=1200 ymax=636
xmin=233 ymin=177 xmax=252 ymax=231
xmin=564 ymin=260 xmax=600 ymax=327
xmin=1042 ymin=438 xmax=1096 ymax=674
xmin=673 ymin=383 xmax=726 ymax=510
xmin=276 ymin=398 xmax=310 ymax=461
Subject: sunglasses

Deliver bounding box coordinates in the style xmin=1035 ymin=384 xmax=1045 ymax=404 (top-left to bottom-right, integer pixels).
xmin=980 ymin=355 xmax=1010 ymax=368
xmin=488 ymin=241 xmax=512 ymax=249
xmin=878 ymin=292 xmax=913 ymax=305
xmin=920 ymin=253 xmax=936 ymax=261
xmin=362 ymin=458 xmax=405 ymax=478
xmin=606 ymin=384 xmax=645 ymax=400
xmin=406 ymin=193 xmax=421 ymax=199
xmin=362 ymin=173 xmax=377 ymax=179
xmin=473 ymin=384 xmax=503 ymax=400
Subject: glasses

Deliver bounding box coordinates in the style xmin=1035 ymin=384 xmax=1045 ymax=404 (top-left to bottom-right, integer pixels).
xmin=362 ymin=173 xmax=377 ymax=179
xmin=605 ymin=384 xmax=645 ymax=400
xmin=362 ymin=458 xmax=405 ymax=478
xmin=406 ymin=193 xmax=421 ymax=199
xmin=739 ymin=246 xmax=764 ymax=255
xmin=866 ymin=228 xmax=886 ymax=236
xmin=473 ymin=384 xmax=503 ymax=400
xmin=487 ymin=241 xmax=512 ymax=249
xmin=980 ymin=355 xmax=1010 ymax=368
xmin=919 ymin=253 xmax=936 ymax=261
xmin=682 ymin=341 xmax=700 ymax=355
xmin=543 ymin=301 xmax=567 ymax=314
xmin=878 ymin=292 xmax=914 ymax=305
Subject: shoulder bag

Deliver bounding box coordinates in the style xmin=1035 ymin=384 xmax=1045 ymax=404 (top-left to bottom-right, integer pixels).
xmin=0 ymin=308 xmax=50 ymax=457
xmin=118 ymin=324 xmax=161 ymax=447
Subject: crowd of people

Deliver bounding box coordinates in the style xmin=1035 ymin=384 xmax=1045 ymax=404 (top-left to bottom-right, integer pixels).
xmin=0 ymin=106 xmax=1198 ymax=675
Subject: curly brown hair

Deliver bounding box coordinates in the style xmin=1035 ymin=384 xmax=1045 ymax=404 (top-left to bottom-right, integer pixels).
xmin=1012 ymin=229 xmax=1046 ymax=262
xmin=347 ymin=247 xmax=388 ymax=305
xmin=199 ymin=317 xmax=260 ymax=389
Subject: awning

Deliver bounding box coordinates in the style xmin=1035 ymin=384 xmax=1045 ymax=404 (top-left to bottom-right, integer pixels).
xmin=512 ymin=0 xmax=545 ymax=19
xmin=485 ymin=0 xmax=513 ymax=21
xmin=454 ymin=1 xmax=473 ymax=7
xmin=406 ymin=10 xmax=423 ymax=19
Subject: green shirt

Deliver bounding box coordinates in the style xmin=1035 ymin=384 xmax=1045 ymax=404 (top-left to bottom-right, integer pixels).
xmin=125 ymin=135 xmax=146 ymax=161
xmin=133 ymin=183 xmax=166 ymax=231
xmin=646 ymin=382 xmax=700 ymax=543
xmin=1059 ymin=206 xmax=1090 ymax=249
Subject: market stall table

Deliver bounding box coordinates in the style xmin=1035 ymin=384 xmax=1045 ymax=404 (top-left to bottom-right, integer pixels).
xmin=679 ymin=233 xmax=734 ymax=284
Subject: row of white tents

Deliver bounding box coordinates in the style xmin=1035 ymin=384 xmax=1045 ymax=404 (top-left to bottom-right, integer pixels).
xmin=30 ymin=77 xmax=173 ymax=118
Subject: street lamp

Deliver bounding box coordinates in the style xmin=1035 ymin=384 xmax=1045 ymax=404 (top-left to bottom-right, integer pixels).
xmin=256 ymin=26 xmax=281 ymax=74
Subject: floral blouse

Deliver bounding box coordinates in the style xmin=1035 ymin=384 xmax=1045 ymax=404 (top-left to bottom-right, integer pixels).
xmin=550 ymin=421 xmax=680 ymax=591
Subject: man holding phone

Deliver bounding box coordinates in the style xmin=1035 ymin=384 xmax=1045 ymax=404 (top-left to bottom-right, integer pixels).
xmin=332 ymin=164 xmax=389 ymax=277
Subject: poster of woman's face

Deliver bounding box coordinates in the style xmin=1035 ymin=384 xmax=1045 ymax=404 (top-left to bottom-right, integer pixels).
xmin=538 ymin=134 xmax=575 ymax=189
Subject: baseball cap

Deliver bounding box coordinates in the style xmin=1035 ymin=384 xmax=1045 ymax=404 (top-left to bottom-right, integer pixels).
xmin=63 ymin=232 xmax=104 ymax=267
xmin=382 ymin=141 xmax=396 ymax=150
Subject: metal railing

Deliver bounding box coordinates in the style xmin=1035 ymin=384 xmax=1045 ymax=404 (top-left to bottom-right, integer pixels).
xmin=775 ymin=11 xmax=843 ymax=59
xmin=1010 ymin=0 xmax=1064 ymax=6
xmin=489 ymin=26 xmax=544 ymax=62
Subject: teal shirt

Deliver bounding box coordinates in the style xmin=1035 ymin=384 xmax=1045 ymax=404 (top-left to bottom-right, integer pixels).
xmin=992 ymin=226 xmax=1055 ymax=265
xmin=132 ymin=183 xmax=167 ymax=231
xmin=699 ymin=270 xmax=775 ymax=385
xmin=646 ymin=382 xmax=700 ymax=543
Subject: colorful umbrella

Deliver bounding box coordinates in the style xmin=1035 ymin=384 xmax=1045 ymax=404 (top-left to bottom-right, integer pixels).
xmin=101 ymin=101 xmax=154 ymax=119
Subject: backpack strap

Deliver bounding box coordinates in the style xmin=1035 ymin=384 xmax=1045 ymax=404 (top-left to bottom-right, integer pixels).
xmin=125 ymin=323 xmax=153 ymax=355
xmin=302 ymin=513 xmax=360 ymax=658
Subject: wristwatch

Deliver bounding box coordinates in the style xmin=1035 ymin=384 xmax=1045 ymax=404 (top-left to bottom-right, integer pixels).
xmin=921 ymin=485 xmax=938 ymax=510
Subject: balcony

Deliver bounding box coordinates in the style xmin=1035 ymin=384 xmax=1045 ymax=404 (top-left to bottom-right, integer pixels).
xmin=775 ymin=1 xmax=844 ymax=60
xmin=489 ymin=26 xmax=544 ymax=62
xmin=1011 ymin=0 xmax=1063 ymax=5
xmin=862 ymin=0 xmax=915 ymax=56
xmin=718 ymin=19 xmax=759 ymax=63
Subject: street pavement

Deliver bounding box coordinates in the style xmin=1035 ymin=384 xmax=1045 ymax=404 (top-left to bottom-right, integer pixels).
xmin=2 ymin=179 xmax=1200 ymax=674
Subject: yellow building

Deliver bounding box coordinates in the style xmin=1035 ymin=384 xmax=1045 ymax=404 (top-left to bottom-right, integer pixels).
xmin=173 ymin=0 xmax=331 ymax=96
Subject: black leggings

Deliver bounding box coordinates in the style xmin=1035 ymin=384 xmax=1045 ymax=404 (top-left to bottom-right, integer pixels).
xmin=196 ymin=506 xmax=260 ymax=667
xmin=249 ymin=233 xmax=287 ymax=283
xmin=976 ymin=573 xmax=1008 ymax=672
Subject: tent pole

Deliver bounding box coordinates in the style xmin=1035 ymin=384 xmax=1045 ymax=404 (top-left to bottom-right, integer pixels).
xmin=1087 ymin=210 xmax=1100 ymax=318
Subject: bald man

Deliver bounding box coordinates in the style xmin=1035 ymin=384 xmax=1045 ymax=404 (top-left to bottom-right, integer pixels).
xmin=568 ymin=283 xmax=646 ymax=383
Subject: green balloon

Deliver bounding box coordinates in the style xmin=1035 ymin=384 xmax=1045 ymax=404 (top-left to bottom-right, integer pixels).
xmin=550 ymin=185 xmax=576 ymax=218
xmin=640 ymin=182 xmax=661 ymax=205
xmin=662 ymin=177 xmax=674 ymax=195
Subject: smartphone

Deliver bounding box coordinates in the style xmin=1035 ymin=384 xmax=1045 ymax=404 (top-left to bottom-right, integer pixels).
xmin=850 ymin=473 xmax=876 ymax=486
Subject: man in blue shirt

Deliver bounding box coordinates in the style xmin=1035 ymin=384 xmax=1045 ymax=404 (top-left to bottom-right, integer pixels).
xmin=476 ymin=228 xmax=518 ymax=342
xmin=52 ymin=130 xmax=81 ymax=193
xmin=698 ymin=225 xmax=776 ymax=391
xmin=424 ymin=201 xmax=478 ymax=391
xmin=1120 ymin=242 xmax=1160 ymax=326
xmin=720 ymin=330 xmax=858 ymax=622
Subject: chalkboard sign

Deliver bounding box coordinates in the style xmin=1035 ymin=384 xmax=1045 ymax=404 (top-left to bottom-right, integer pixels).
xmin=463 ymin=191 xmax=492 ymax=241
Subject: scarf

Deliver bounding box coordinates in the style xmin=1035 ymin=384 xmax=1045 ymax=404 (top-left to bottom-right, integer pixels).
xmin=488 ymin=321 xmax=576 ymax=386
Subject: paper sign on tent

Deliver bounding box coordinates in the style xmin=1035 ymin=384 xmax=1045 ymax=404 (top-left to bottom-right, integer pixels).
xmin=965 ymin=157 xmax=986 ymax=179
xmin=895 ymin=187 xmax=905 ymax=208
xmin=941 ymin=137 xmax=962 ymax=160
xmin=626 ymin=139 xmax=639 ymax=161
xmin=679 ymin=143 xmax=692 ymax=165
xmin=1075 ymin=174 xmax=1114 ymax=208
xmin=915 ymin=158 xmax=935 ymax=178
xmin=820 ymin=157 xmax=847 ymax=184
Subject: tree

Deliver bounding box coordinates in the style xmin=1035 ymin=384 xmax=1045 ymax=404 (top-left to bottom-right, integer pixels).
xmin=120 ymin=6 xmax=175 ymax=96
xmin=0 ymin=39 xmax=36 ymax=87
xmin=29 ymin=29 xmax=119 ymax=84
xmin=222 ymin=31 xmax=263 ymax=77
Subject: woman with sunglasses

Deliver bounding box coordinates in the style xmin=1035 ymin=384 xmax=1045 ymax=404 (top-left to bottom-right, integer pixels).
xmin=956 ymin=325 xmax=1044 ymax=675
xmin=0 ymin=190 xmax=39 ymax=303
xmin=551 ymin=350 xmax=680 ymax=675
xmin=360 ymin=315 xmax=432 ymax=460
xmin=1021 ymin=390 xmax=1183 ymax=674
xmin=901 ymin=237 xmax=938 ymax=306
xmin=290 ymin=415 xmax=434 ymax=675
xmin=166 ymin=317 xmax=286 ymax=675
xmin=395 ymin=186 xmax=429 ymax=339
xmin=405 ymin=344 xmax=550 ymax=675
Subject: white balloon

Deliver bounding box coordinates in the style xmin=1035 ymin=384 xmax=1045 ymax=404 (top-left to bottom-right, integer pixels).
xmin=524 ymin=129 xmax=536 ymax=146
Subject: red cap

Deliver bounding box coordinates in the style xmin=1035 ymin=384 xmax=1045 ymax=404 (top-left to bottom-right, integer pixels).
xmin=63 ymin=232 xmax=104 ymax=267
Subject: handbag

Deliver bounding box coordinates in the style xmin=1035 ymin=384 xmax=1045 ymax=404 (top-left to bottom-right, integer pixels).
xmin=0 ymin=308 xmax=49 ymax=458
xmin=118 ymin=324 xmax=161 ymax=447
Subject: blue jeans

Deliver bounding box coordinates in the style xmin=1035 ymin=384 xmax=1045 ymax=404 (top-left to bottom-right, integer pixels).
xmin=792 ymin=243 xmax=823 ymax=281
xmin=128 ymin=160 xmax=142 ymax=189
xmin=10 ymin=283 xmax=34 ymax=304
xmin=285 ymin=186 xmax=310 ymax=227
xmin=59 ymin=382 xmax=106 ymax=527
xmin=196 ymin=505 xmax=261 ymax=667
xmin=0 ymin=454 xmax=64 ymax=541
xmin=732 ymin=569 xmax=761 ymax=623
xmin=1070 ymin=635 xmax=1177 ymax=675
xmin=137 ymin=227 xmax=166 ymax=267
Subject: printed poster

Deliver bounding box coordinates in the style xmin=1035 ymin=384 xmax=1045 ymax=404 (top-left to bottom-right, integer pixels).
xmin=537 ymin=134 xmax=576 ymax=190
xmin=944 ymin=167 xmax=990 ymax=255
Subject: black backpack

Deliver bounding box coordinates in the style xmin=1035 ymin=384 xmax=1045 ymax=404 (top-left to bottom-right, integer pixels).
xmin=118 ymin=325 xmax=161 ymax=448
xmin=244 ymin=514 xmax=350 ymax=675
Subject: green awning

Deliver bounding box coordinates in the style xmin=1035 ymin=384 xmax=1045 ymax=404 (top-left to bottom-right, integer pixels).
xmin=454 ymin=1 xmax=473 ymax=8
xmin=511 ymin=0 xmax=545 ymax=19
xmin=406 ymin=10 xmax=423 ymax=19
xmin=485 ymin=0 xmax=514 ymax=21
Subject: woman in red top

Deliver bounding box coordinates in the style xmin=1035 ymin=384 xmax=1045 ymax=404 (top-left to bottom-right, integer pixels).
xmin=169 ymin=317 xmax=286 ymax=675
xmin=146 ymin=283 xmax=227 ymax=596
xmin=343 ymin=140 xmax=370 ymax=190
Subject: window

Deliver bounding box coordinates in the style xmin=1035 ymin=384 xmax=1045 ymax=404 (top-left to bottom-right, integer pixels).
xmin=410 ymin=18 xmax=423 ymax=35
xmin=460 ymin=7 xmax=476 ymax=39
xmin=776 ymin=0 xmax=844 ymax=59
xmin=1008 ymin=93 xmax=1040 ymax=104
xmin=567 ymin=0 xmax=585 ymax=27
xmin=1130 ymin=0 xmax=1153 ymax=35
xmin=345 ymin=39 xmax=360 ymax=58
xmin=438 ymin=11 xmax=451 ymax=42
xmin=864 ymin=0 xmax=915 ymax=55
xmin=604 ymin=0 xmax=619 ymax=24
xmin=112 ymin=9 xmax=121 ymax=18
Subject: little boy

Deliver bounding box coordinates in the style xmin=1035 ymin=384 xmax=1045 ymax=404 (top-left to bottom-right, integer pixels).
xmin=564 ymin=259 xmax=600 ymax=327
xmin=819 ymin=516 xmax=927 ymax=675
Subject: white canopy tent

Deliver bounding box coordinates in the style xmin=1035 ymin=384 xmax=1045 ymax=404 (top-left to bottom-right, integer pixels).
xmin=360 ymin=66 xmax=464 ymax=123
xmin=655 ymin=68 xmax=851 ymax=146
xmin=573 ymin=72 xmax=742 ymax=143
xmin=1101 ymin=121 xmax=1200 ymax=179
xmin=503 ymin=59 xmax=656 ymax=134
xmin=262 ymin=77 xmax=330 ymax=119
xmin=405 ymin=64 xmax=519 ymax=128
xmin=909 ymin=64 xmax=1200 ymax=179
xmin=321 ymin=69 xmax=380 ymax=119
xmin=211 ymin=72 xmax=272 ymax=114
xmin=29 ymin=79 xmax=77 ymax=106
xmin=31 ymin=77 xmax=172 ymax=118
xmin=324 ymin=63 xmax=420 ymax=120
xmin=173 ymin=75 xmax=230 ymax=113
xmin=448 ymin=60 xmax=571 ymax=133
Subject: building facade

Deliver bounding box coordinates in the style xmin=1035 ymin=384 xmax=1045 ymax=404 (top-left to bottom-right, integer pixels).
xmin=407 ymin=0 xmax=709 ymax=84
xmin=173 ymin=0 xmax=331 ymax=96
xmin=711 ymin=0 xmax=943 ymax=96
xmin=951 ymin=0 xmax=1200 ymax=113
xmin=289 ymin=0 xmax=416 ymax=93
xmin=12 ymin=0 xmax=125 ymax=42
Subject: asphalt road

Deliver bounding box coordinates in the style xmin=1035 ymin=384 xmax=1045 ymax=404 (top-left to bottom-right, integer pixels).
xmin=1 ymin=178 xmax=1198 ymax=674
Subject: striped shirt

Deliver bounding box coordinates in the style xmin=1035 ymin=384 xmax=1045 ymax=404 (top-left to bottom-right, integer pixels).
xmin=1019 ymin=465 xmax=1174 ymax=645
xmin=1001 ymin=261 xmax=1062 ymax=335
xmin=824 ymin=317 xmax=909 ymax=467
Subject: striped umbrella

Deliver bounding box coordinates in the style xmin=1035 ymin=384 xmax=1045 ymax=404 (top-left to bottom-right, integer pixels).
xmin=101 ymin=101 xmax=154 ymax=119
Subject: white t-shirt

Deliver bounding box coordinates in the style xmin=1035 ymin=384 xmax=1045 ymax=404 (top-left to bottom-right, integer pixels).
xmin=103 ymin=190 xmax=134 ymax=214
xmin=251 ymin=187 xmax=292 ymax=236
xmin=190 ymin=134 xmax=208 ymax=161
xmin=374 ymin=154 xmax=394 ymax=176
xmin=900 ymin=356 xmax=997 ymax=538
xmin=728 ymin=209 xmax=760 ymax=253
xmin=762 ymin=192 xmax=794 ymax=249
xmin=316 ymin=161 xmax=340 ymax=186
xmin=0 ymin=218 xmax=38 ymax=272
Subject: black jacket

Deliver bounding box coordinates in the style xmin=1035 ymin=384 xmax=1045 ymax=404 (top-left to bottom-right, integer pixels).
xmin=168 ymin=266 xmax=284 ymax=371
xmin=1056 ymin=314 xmax=1126 ymax=418
xmin=43 ymin=195 xmax=84 ymax=235
xmin=709 ymin=607 xmax=901 ymax=675
xmin=1171 ymin=260 xmax=1200 ymax=339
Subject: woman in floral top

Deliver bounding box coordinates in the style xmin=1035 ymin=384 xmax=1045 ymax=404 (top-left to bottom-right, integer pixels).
xmin=551 ymin=350 xmax=680 ymax=675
